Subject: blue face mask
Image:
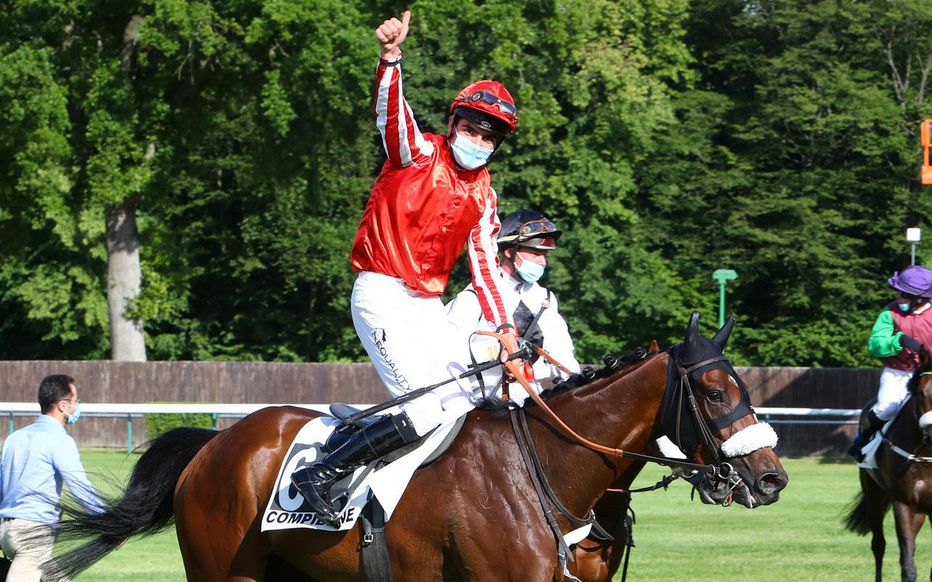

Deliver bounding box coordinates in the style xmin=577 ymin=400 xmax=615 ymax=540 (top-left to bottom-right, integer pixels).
xmin=516 ymin=258 xmax=545 ymax=283
xmin=66 ymin=402 xmax=81 ymax=425
xmin=450 ymin=130 xmax=493 ymax=170
xmin=899 ymin=302 xmax=912 ymax=313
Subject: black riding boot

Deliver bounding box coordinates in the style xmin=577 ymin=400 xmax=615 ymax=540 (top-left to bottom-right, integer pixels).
xmin=291 ymin=412 xmax=419 ymax=527
xmin=847 ymin=410 xmax=885 ymax=461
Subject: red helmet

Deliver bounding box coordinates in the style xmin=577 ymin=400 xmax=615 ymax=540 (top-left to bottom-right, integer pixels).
xmin=449 ymin=80 xmax=518 ymax=134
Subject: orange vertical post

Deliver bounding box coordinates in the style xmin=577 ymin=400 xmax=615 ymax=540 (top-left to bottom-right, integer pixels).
xmin=922 ymin=119 xmax=932 ymax=185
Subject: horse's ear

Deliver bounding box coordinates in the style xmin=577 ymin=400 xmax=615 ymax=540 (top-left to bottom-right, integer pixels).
xmin=649 ymin=339 xmax=660 ymax=352
xmin=711 ymin=316 xmax=736 ymax=352
xmin=684 ymin=312 xmax=701 ymax=344
xmin=683 ymin=312 xmax=702 ymax=354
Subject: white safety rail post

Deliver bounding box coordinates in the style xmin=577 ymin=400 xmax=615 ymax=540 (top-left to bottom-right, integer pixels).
xmin=0 ymin=403 xmax=860 ymax=453
xmin=754 ymin=407 xmax=861 ymax=425
xmin=0 ymin=403 xmax=337 ymax=453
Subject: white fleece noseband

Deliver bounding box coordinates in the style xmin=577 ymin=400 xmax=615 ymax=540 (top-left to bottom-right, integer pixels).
xmin=919 ymin=411 xmax=932 ymax=430
xmin=720 ymin=422 xmax=778 ymax=458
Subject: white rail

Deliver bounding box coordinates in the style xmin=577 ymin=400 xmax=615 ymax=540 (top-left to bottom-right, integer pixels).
xmin=0 ymin=403 xmax=859 ymax=452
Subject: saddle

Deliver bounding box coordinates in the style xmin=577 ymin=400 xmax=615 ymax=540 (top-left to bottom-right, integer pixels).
xmin=325 ymin=403 xmax=465 ymax=466
xmin=324 ymin=403 xmax=383 ymax=453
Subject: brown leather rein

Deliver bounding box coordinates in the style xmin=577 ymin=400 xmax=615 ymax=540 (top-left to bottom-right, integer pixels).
xmin=477 ymin=329 xmax=628 ymax=458
xmin=475 ymin=330 xmax=715 ymax=476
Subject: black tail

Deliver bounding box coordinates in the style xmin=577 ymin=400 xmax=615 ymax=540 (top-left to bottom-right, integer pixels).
xmin=843 ymin=490 xmax=884 ymax=535
xmin=43 ymin=427 xmax=218 ymax=581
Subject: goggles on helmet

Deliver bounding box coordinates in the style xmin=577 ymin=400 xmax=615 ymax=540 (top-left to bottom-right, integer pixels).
xmin=499 ymin=219 xmax=560 ymax=249
xmin=456 ymin=90 xmax=517 ymax=116
xmin=516 ymin=219 xmax=557 ymax=238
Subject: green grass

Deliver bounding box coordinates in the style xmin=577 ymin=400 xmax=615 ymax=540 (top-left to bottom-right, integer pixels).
xmin=72 ymin=452 xmax=928 ymax=581
xmin=624 ymin=457 xmax=926 ymax=581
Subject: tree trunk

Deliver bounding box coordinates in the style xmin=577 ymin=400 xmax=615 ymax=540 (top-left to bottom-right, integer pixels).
xmin=106 ymin=195 xmax=146 ymax=361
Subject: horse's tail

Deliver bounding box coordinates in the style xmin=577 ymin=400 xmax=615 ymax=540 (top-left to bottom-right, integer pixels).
xmin=843 ymin=490 xmax=883 ymax=535
xmin=43 ymin=427 xmax=218 ymax=581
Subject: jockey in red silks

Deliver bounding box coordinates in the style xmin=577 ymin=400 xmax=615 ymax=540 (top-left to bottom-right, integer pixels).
xmin=292 ymin=10 xmax=523 ymax=528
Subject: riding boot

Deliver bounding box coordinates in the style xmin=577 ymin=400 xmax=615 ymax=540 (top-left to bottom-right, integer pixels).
xmin=847 ymin=410 xmax=885 ymax=461
xmin=290 ymin=412 xmax=419 ymax=528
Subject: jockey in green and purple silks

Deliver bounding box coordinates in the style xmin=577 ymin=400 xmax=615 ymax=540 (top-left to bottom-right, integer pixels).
xmin=849 ymin=265 xmax=932 ymax=459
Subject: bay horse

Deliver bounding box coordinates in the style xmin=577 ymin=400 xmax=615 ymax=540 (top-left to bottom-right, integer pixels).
xmin=46 ymin=313 xmax=786 ymax=582
xmin=845 ymin=352 xmax=932 ymax=582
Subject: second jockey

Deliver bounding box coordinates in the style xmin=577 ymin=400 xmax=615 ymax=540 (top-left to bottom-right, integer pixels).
xmin=291 ymin=10 xmax=522 ymax=528
xmin=849 ymin=265 xmax=932 ymax=459
xmin=447 ymin=209 xmax=582 ymax=401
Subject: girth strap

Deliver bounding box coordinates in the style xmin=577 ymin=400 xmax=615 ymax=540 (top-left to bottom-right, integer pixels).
xmin=359 ymin=495 xmax=394 ymax=582
xmin=509 ymin=406 xmax=603 ymax=574
xmin=515 ymin=407 xmax=603 ymax=531
xmin=509 ymin=407 xmax=575 ymax=564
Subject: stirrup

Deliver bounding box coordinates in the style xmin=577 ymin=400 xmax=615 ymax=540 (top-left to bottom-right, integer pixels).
xmin=291 ymin=469 xmax=342 ymax=527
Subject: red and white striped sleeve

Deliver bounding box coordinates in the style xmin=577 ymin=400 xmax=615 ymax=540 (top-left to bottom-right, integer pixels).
xmin=467 ymin=187 xmax=512 ymax=329
xmin=374 ymin=61 xmax=433 ymax=167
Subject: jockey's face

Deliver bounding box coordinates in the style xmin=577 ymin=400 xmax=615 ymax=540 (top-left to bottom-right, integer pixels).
xmin=516 ymin=247 xmax=548 ymax=267
xmin=450 ymin=118 xmax=502 ymax=150
xmin=503 ymin=247 xmax=548 ymax=277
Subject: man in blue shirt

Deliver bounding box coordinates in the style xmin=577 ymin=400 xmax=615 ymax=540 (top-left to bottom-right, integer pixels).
xmin=0 ymin=374 xmax=103 ymax=582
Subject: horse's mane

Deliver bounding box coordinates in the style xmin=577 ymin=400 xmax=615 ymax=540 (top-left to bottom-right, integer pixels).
xmin=477 ymin=346 xmax=656 ymax=413
xmin=540 ymin=346 xmax=654 ymax=397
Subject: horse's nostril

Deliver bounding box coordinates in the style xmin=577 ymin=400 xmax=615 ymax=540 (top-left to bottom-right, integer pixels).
xmin=757 ymin=472 xmax=786 ymax=495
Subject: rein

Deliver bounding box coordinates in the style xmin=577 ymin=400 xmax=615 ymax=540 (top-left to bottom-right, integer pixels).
xmin=882 ymin=372 xmax=932 ymax=464
xmin=482 ymin=330 xmax=734 ymax=479
xmin=881 ymin=439 xmax=932 ymax=464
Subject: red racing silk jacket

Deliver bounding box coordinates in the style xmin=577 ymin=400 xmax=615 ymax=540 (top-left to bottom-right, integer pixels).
xmin=350 ymin=59 xmax=511 ymax=328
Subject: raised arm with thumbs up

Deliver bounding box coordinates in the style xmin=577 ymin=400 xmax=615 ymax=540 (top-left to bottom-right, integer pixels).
xmin=375 ymin=10 xmax=409 ymax=61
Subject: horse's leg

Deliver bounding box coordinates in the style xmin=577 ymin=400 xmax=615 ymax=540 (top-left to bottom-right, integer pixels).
xmin=892 ymin=501 xmax=924 ymax=582
xmin=176 ymin=514 xmax=270 ymax=582
xmin=861 ymin=470 xmax=889 ymax=582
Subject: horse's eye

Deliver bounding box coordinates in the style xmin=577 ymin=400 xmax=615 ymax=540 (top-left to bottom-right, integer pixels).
xmin=707 ymin=391 xmax=724 ymax=403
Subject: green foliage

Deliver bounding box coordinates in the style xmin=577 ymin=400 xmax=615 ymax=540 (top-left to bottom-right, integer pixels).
xmin=143 ymin=411 xmax=214 ymax=438
xmin=1 ymin=0 xmax=931 ymax=367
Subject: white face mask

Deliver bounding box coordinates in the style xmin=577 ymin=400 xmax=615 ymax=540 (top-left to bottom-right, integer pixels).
xmin=64 ymin=400 xmax=81 ymax=425
xmin=449 ymin=130 xmax=493 ymax=170
xmin=515 ymin=255 xmax=545 ymax=283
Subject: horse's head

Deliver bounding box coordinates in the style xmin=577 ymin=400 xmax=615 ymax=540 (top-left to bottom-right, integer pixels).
xmin=661 ymin=312 xmax=788 ymax=508
xmin=908 ymin=350 xmax=932 ymax=446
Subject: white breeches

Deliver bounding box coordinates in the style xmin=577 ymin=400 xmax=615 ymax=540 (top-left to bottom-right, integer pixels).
xmin=351 ymin=272 xmax=479 ymax=436
xmin=872 ymin=367 xmax=913 ymax=421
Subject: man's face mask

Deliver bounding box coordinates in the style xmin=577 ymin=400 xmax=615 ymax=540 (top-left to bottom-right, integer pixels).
xmin=450 ymin=130 xmax=493 ymax=170
xmin=515 ymin=253 xmax=545 ymax=283
xmin=65 ymin=400 xmax=81 ymax=425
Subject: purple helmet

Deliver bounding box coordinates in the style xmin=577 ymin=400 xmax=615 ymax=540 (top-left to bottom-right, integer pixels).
xmin=889 ymin=266 xmax=932 ymax=298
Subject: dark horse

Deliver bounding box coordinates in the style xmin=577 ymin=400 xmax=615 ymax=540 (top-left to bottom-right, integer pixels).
xmin=46 ymin=314 xmax=787 ymax=581
xmin=846 ymin=352 xmax=932 ymax=582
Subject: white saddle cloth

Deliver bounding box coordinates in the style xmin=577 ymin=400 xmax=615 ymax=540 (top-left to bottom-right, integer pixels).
xmin=858 ymin=418 xmax=895 ymax=470
xmin=261 ymin=415 xmax=460 ymax=532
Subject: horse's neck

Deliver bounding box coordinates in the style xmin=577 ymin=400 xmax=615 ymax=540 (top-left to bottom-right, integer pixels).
xmin=523 ymin=352 xmax=669 ymax=513
xmin=889 ymin=400 xmax=922 ymax=450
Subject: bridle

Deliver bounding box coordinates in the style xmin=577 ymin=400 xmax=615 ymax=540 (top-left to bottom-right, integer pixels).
xmin=488 ymin=334 xmax=774 ymax=579
xmin=662 ymin=355 xmax=753 ymax=497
